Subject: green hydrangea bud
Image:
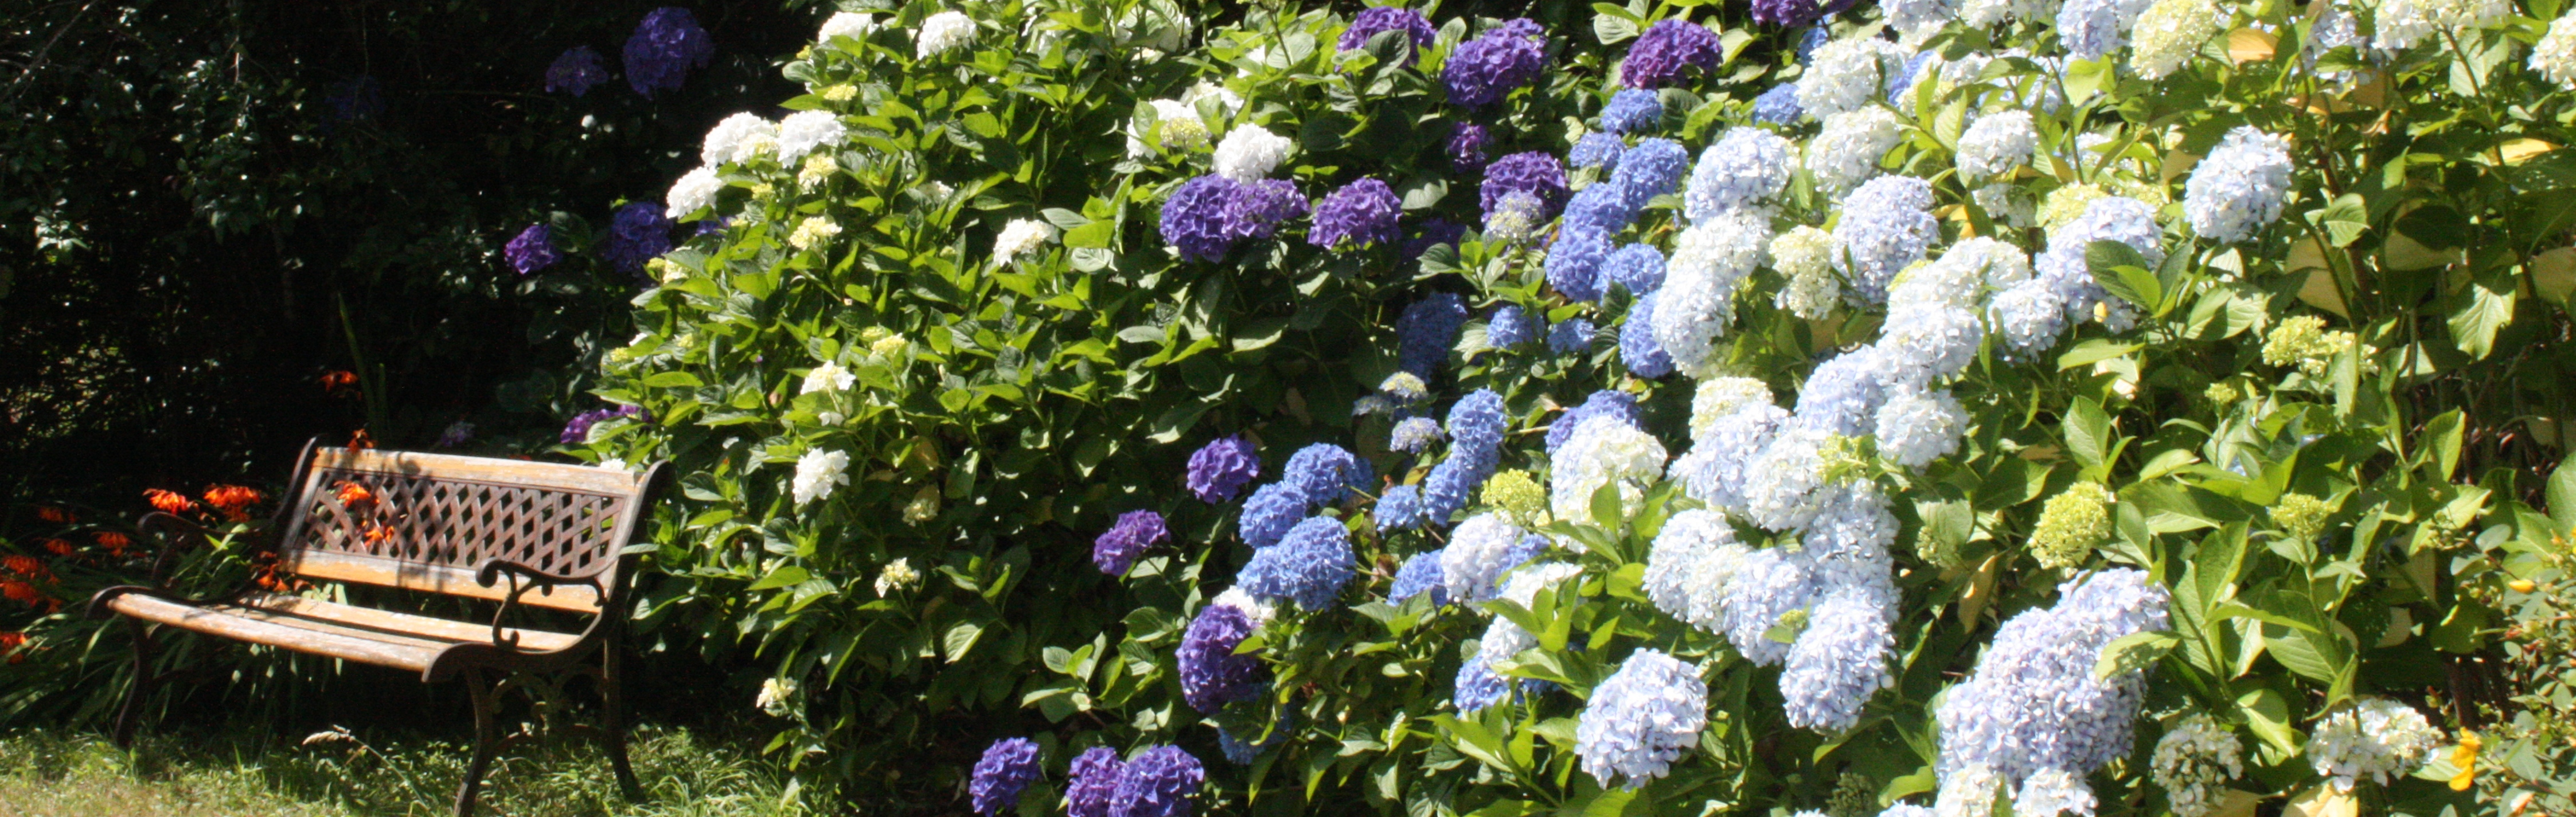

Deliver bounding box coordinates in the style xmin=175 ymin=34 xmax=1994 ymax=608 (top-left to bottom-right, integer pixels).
xmin=2032 ymin=482 xmax=2114 ymax=569
xmin=2260 ymin=315 xmax=2359 ymax=376
xmin=2271 ymin=493 xmax=2332 ymax=542
xmin=2039 ymin=183 xmax=2107 ymax=230
xmin=1481 ymin=470 xmax=1547 ymax=526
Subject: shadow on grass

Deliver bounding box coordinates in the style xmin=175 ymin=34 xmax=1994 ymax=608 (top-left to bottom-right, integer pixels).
xmin=0 ymin=722 xmax=804 ymax=817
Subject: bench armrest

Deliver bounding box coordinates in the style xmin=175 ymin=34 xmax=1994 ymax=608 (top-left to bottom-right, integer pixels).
xmin=471 ymin=558 xmax=606 ymax=650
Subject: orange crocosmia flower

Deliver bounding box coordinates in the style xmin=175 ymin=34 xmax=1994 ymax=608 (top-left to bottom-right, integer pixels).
xmin=203 ymin=484 xmax=264 ymax=522
xmin=34 ymin=507 xmax=72 ymax=523
xmin=319 ymin=370 xmax=358 ymax=391
xmin=334 ymin=481 xmax=378 ymax=508
xmin=2 ymin=555 xmax=46 ymax=581
xmin=0 ymin=631 xmax=24 ymax=664
xmin=347 ymin=429 xmax=376 ymax=450
xmin=0 ymin=580 xmax=41 ymax=606
xmin=144 ymin=488 xmax=197 ymax=515
xmin=41 ymin=539 xmax=74 ymax=557
xmin=360 ymin=521 xmax=395 ymax=544
xmin=93 ymin=531 xmax=130 ymax=554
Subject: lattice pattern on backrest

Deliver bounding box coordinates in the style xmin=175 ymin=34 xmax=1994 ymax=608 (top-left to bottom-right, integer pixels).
xmin=280 ymin=449 xmax=644 ymax=596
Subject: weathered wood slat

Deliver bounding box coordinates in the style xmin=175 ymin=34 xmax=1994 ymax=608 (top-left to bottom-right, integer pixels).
xmin=237 ymin=593 xmax=584 ymax=652
xmin=108 ymin=593 xmax=439 ymax=672
xmin=310 ymin=448 xmax=645 ymax=495
xmin=279 ymin=550 xmax=603 ymax=613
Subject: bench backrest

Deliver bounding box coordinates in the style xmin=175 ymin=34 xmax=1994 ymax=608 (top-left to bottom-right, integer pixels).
xmin=273 ymin=446 xmax=663 ymax=613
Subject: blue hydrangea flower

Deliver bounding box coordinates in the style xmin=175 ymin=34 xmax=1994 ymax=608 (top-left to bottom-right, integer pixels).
xmin=505 ymin=224 xmax=559 ymax=275
xmin=2183 ymin=126 xmax=2292 ymax=243
xmin=1397 ymin=293 xmax=1469 ymax=376
xmin=1442 ymin=20 xmax=1548 ymax=107
xmin=1575 ymin=649 xmax=1708 ymax=788
xmin=2058 ymin=0 xmax=2149 ymax=61
xmin=1186 ymin=435 xmax=1262 ymax=504
xmin=1686 ymin=128 xmax=1796 ymax=221
xmin=2035 ymin=196 xmax=2162 ymax=330
xmin=623 ymin=7 xmax=715 ymax=98
xmin=1547 ymin=391 xmax=1641 ymax=455
xmin=1338 ymin=6 xmax=1437 ymax=64
xmin=1546 ymin=228 xmax=1613 ymax=302
xmin=1310 ymin=178 xmax=1403 ymax=250
xmin=1833 ymin=176 xmax=1939 ymax=304
xmin=1601 ymin=243 xmax=1667 ymax=295
xmin=1779 ymin=589 xmax=1895 ymax=732
xmin=1886 ymin=52 xmax=1938 ymax=103
xmin=1391 ymin=417 xmax=1443 ymax=453
xmin=1611 ymin=138 xmax=1691 ymax=212
xmin=544 ymin=46 xmax=610 ymax=96
xmin=1570 ymin=133 xmax=1626 ymax=172
xmin=1177 ymin=602 xmax=1267 ymax=713
xmin=1716 ymin=547 xmax=1821 ymax=665
xmin=1449 ymin=123 xmax=1493 ymax=174
xmin=1798 ymin=27 xmax=1831 ymax=61
xmin=1239 ymin=517 xmax=1357 ymax=610
xmin=602 ymin=203 xmax=674 ymax=275
xmin=1621 ymin=19 xmax=1722 ymax=88
xmin=1620 ymin=291 xmax=1675 ymax=378
xmin=1453 ymin=651 xmax=1512 ymax=713
xmin=1488 ymin=306 xmax=1541 ymax=348
xmin=1109 ymin=745 xmax=1205 ymax=817
xmin=1549 ymin=317 xmax=1597 ymax=353
xmin=1067 ymin=747 xmax=1125 ymax=817
xmin=1421 ymin=457 xmax=1490 ymax=526
xmin=1094 ymin=510 xmax=1170 ymax=575
xmin=1405 ymin=219 xmax=1468 ymax=260
xmin=1757 ymin=0 xmax=1825 ymax=28
xmin=1935 ymin=570 xmax=2170 ymax=808
xmin=1377 ymin=484 xmax=1428 ymax=531
xmin=970 ymin=737 xmax=1043 ymax=815
xmin=1389 ymin=550 xmax=1450 ymax=605
xmin=1439 ymin=515 xmax=1537 ymax=603
xmin=1284 ymin=443 xmax=1371 ymax=503
xmin=1795 ymin=346 xmax=1894 ymax=437
xmin=1447 ymin=389 xmax=1509 ymax=454
xmin=1162 ymin=175 xmax=1307 ymax=263
xmin=1481 ymin=152 xmax=1569 ymax=219
xmin=1601 ymin=90 xmax=1665 ymax=134
xmin=1753 ymin=81 xmax=1805 ymax=125
xmin=1217 ymin=718 xmax=1288 ymax=764
xmin=1238 ymin=483 xmax=1310 ymax=548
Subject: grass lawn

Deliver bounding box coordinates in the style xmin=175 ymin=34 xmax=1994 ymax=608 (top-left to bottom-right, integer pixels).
xmin=0 ymin=723 xmax=804 ymax=816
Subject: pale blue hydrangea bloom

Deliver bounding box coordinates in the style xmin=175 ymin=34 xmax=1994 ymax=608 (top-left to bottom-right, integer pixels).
xmin=1833 ymin=176 xmax=1939 ymax=304
xmin=1575 ymin=649 xmax=1708 ymax=788
xmin=1802 ymin=483 xmax=1899 ymax=568
xmin=1716 ymin=546 xmax=1820 ymax=665
xmin=1795 ymin=347 xmax=1895 ymax=438
xmin=1875 ymin=387 xmax=1968 ymax=468
xmin=1601 ymin=88 xmax=1666 ymax=134
xmin=1620 ymin=291 xmax=1676 ymax=378
xmin=1685 ymin=129 xmax=1796 ymax=222
xmin=1457 ymin=562 xmax=1585 ymax=713
xmin=1671 ymin=402 xmax=1789 ymax=515
xmin=1989 ymin=278 xmax=2070 ymax=359
xmin=1388 ymin=550 xmax=1449 ymax=605
xmin=1807 ymin=108 xmax=1907 ymax=197
xmin=1800 ymin=37 xmax=1904 ymax=117
xmin=2183 ymin=126 xmax=2293 ymax=243
xmin=1894 ymin=237 xmax=2032 ymax=310
xmin=1601 ymin=243 xmax=1668 ymax=295
xmin=1548 ymin=413 xmax=1670 ymax=534
xmin=1238 ymin=517 xmax=1356 ymax=610
xmin=1654 ymin=210 xmax=1772 ymax=374
xmin=1440 ymin=513 xmax=1539 ymax=603
xmin=1238 ymin=482 xmax=1310 ymax=548
xmin=1547 ymin=391 xmax=1642 ymax=455
xmin=1878 ymin=301 xmax=1984 ymax=387
xmin=1779 ymin=589 xmax=1894 ymax=732
xmin=1957 ymin=110 xmax=2038 ymax=179
xmin=2058 ymin=0 xmax=2159 ymax=60
xmin=1753 ymin=81 xmax=1804 ymax=125
xmin=1742 ymin=425 xmax=1837 ymax=532
xmin=1570 ymin=133 xmax=1626 ymax=172
xmin=1642 ymin=508 xmax=1749 ymax=633
xmin=1377 ymin=484 xmax=1428 ymax=532
xmin=1391 ymin=417 xmax=1445 ymax=453
xmin=1934 ymin=569 xmax=2171 ymax=815
xmin=2035 ymin=196 xmax=2163 ymax=332
xmin=1547 ymin=228 xmax=1614 ymax=302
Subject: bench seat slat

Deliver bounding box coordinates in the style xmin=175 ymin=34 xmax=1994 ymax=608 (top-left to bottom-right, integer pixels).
xmin=237 ymin=593 xmax=583 ymax=653
xmin=109 ymin=593 xmax=442 ymax=672
xmin=281 ymin=550 xmax=603 ymax=613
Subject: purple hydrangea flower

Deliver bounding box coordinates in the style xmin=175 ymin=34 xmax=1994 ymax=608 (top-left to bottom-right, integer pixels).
xmin=1390 ymin=550 xmax=1449 ymax=604
xmin=1283 ymin=443 xmax=1372 ymax=504
xmin=1377 ymin=484 xmax=1428 ymax=531
xmin=545 ymin=46 xmax=610 ymax=96
xmin=1753 ymin=81 xmax=1804 ymax=125
xmin=1442 ymin=20 xmax=1548 ymax=108
xmin=1109 ymin=746 xmax=1205 ymax=817
xmin=1239 ymin=516 xmax=1357 ymax=610
xmin=1177 ymin=604 xmax=1267 ymax=712
xmin=435 ymin=421 xmax=476 ymax=448
xmin=1404 ymin=219 xmax=1467 ymax=260
xmin=623 ymin=7 xmax=715 ymax=98
xmin=1309 ymin=178 xmax=1402 ymax=250
xmin=1756 ymin=0 xmax=1825 ymax=27
xmin=970 ymin=737 xmax=1043 ymax=815
xmin=1449 ymin=123 xmax=1493 ymax=174
xmin=1162 ymin=175 xmax=1307 ymax=263
xmin=1217 ymin=718 xmax=1287 ymax=764
xmin=1186 ymin=435 xmax=1262 ymax=503
xmin=1601 ymin=89 xmax=1665 ymax=135
xmin=1396 ymin=293 xmax=1469 ymax=376
xmin=1067 ymin=747 xmax=1125 ymax=817
xmin=1798 ymin=27 xmax=1831 ymax=62
xmin=1547 ymin=391 xmax=1640 ymax=454
xmin=1094 ymin=510 xmax=1170 ymax=575
xmin=560 ymin=404 xmax=645 ymax=444
xmin=1481 ymin=152 xmax=1569 ymax=219
xmin=505 ymin=224 xmax=560 ymax=275
xmin=601 ymin=202 xmax=674 ymax=275
xmin=1570 ymin=133 xmax=1626 ymax=172
xmin=1545 ymin=228 xmax=1613 ymax=302
xmin=1447 ymin=388 xmax=1509 ymax=454
xmin=1549 ymin=317 xmax=1597 ymax=353
xmin=1338 ymin=7 xmax=1437 ymax=65
xmin=1621 ymin=18 xmax=1722 ymax=88
xmin=1488 ymin=306 xmax=1540 ymax=348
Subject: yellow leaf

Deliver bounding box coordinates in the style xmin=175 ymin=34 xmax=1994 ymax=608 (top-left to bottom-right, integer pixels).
xmin=2209 ymin=789 xmax=2262 ymax=817
xmin=2384 ymin=232 xmax=2463 ymax=272
xmin=2532 ymin=247 xmax=2576 ymax=303
xmin=2288 ymin=239 xmax=2349 ymax=318
xmin=2288 ymin=785 xmax=2359 ymax=817
xmin=2499 ymin=139 xmax=2557 ymax=165
xmin=1959 ymin=553 xmax=2003 ymax=627
xmin=2227 ymin=28 xmax=2278 ymax=63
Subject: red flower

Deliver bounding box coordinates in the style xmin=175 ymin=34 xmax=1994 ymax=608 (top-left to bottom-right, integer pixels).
xmin=2 ymin=555 xmax=47 ymax=582
xmin=145 ymin=488 xmax=197 ymax=515
xmin=41 ymin=539 xmax=73 ymax=557
xmin=347 ymin=429 xmax=376 ymax=450
xmin=92 ymin=531 xmax=130 ymax=555
xmin=0 ymin=632 xmax=25 ymax=663
xmin=334 ymin=481 xmax=377 ymax=509
xmin=0 ymin=580 xmax=42 ymax=606
xmin=203 ymin=484 xmax=265 ymax=523
xmin=320 ymin=370 xmax=358 ymax=392
xmin=34 ymin=507 xmax=72 ymax=524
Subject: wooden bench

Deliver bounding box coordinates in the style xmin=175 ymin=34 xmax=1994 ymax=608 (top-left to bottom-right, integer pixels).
xmin=87 ymin=441 xmax=671 ymax=816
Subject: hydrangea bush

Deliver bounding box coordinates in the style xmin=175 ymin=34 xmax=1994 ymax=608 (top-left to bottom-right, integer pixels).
xmin=574 ymin=0 xmax=2576 ymax=811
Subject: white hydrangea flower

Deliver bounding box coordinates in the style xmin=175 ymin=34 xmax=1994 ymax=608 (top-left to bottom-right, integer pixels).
xmin=817 ymin=411 xmax=845 ymax=425
xmin=1800 ymin=38 xmax=1906 ymax=118
xmin=2374 ymin=0 xmax=2510 ymax=51
xmin=597 ymin=457 xmax=628 ymax=472
xmin=2013 ymin=767 xmax=2098 ymax=817
xmin=916 ymin=10 xmax=977 ymax=58
xmin=775 ymin=110 xmax=849 ymax=164
xmin=1182 ymin=81 xmax=1246 ymax=116
xmin=2306 ymin=697 xmax=2443 ymax=791
xmin=819 ymin=11 xmax=880 ymax=43
xmin=665 ymin=166 xmax=723 ymax=219
xmin=1671 ymin=401 xmax=1790 ymax=516
xmin=2151 ymin=713 xmax=2245 ymax=817
xmin=1874 ymin=387 xmax=1968 ymax=468
xmin=1127 ymin=99 xmax=1208 ymax=158
xmin=702 ymin=112 xmax=777 ymax=167
xmin=993 ymin=218 xmax=1056 ymax=266
xmin=802 ymin=361 xmax=856 ymax=394
xmin=1973 ymin=183 xmax=2036 ymax=228
xmin=1807 ymin=107 xmax=1907 ymax=198
xmin=1957 ymin=110 xmax=2037 ymax=180
xmin=756 ymin=677 xmax=797 ymax=717
xmin=791 ymin=448 xmax=850 ymax=505
xmin=874 ymin=557 xmax=922 ymax=596
xmin=1211 ymin=586 xmax=1277 ymax=627
xmin=1213 ymin=126 xmax=1293 ymax=181
xmin=2130 ymin=0 xmax=2227 ymax=79
xmin=1934 ymin=764 xmax=2007 ymax=817
xmin=1442 ymin=513 xmax=1536 ymax=604
xmin=1654 ymin=211 xmax=1773 ymax=375
xmin=789 ymin=216 xmax=842 ymax=250
xmin=1642 ymin=509 xmax=1748 ymax=632
xmin=1886 ymin=0 xmax=1964 ymax=44
xmin=1685 ymin=129 xmax=1796 ymax=222
xmin=2536 ymin=15 xmax=2576 ymax=90
xmin=1833 ymin=176 xmax=1940 ymax=304
xmin=1574 ymin=649 xmax=1709 ymax=788
xmin=1549 ymin=414 xmax=1670 ymax=536
xmin=1892 ymin=237 xmax=2031 ymax=309
xmin=1962 ymin=0 xmax=2052 ymax=28
xmin=1742 ymin=425 xmax=1837 ymax=531
xmin=2183 ymin=126 xmax=2293 ymax=243
xmin=1690 ymin=378 xmax=1775 ymax=441
xmin=1771 ymin=225 xmax=1841 ymax=320
xmin=1779 ymin=588 xmax=1895 ymax=732
xmin=798 ymin=153 xmax=838 ymax=190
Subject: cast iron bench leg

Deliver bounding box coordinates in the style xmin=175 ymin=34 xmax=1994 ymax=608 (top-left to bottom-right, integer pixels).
xmin=601 ymin=635 xmax=642 ymax=800
xmin=454 ymin=668 xmax=500 ymax=817
xmin=112 ymin=618 xmax=156 ymax=749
